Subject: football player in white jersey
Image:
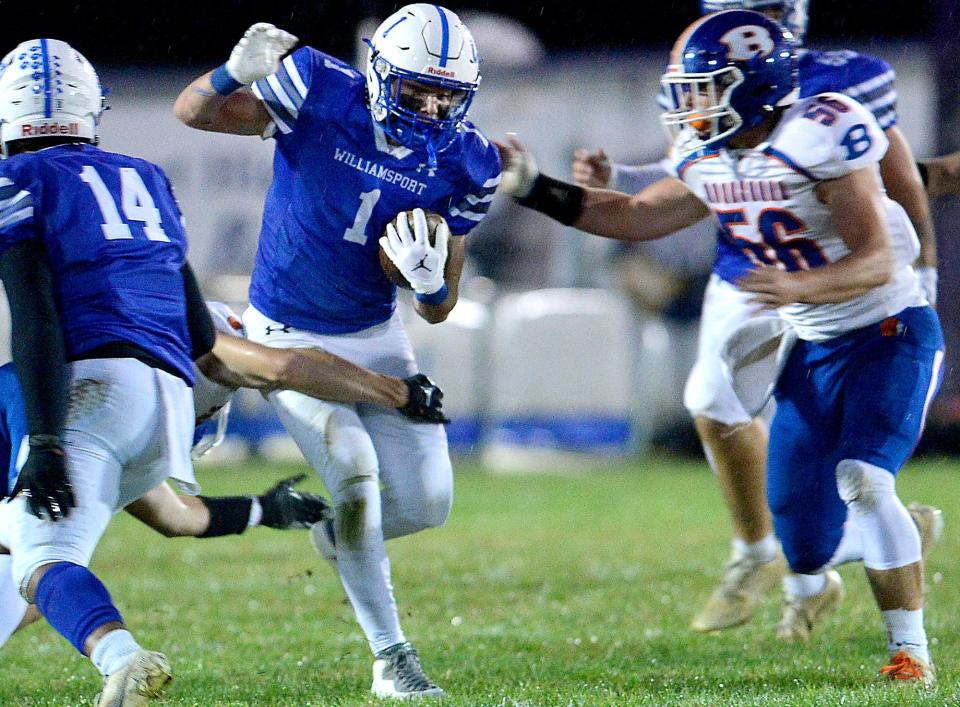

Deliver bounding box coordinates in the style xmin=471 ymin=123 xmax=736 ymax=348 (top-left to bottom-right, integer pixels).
xmin=173 ymin=5 xmax=501 ymax=698
xmin=570 ymin=0 xmax=942 ymax=639
xmin=501 ymin=9 xmax=942 ymax=685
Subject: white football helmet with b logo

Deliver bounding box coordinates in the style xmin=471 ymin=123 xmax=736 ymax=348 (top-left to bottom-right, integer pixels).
xmin=365 ymin=4 xmax=480 ymax=166
xmin=0 ymin=39 xmax=104 ymax=157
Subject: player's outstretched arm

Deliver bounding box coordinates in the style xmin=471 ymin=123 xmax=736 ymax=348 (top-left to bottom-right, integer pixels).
xmin=879 ymin=126 xmax=937 ymax=301
xmin=124 ymin=475 xmax=332 ymax=537
xmin=199 ymin=334 xmax=406 ymax=409
xmin=499 ymin=135 xmax=709 ymax=242
xmin=920 ymin=150 xmax=960 ymax=200
xmin=173 ymin=23 xmax=297 ymax=135
xmin=738 ymin=167 xmax=894 ymax=308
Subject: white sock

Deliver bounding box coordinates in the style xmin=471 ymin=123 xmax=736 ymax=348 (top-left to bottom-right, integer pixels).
xmin=247 ymin=496 xmax=263 ymax=527
xmin=883 ymin=608 xmax=929 ymax=664
xmin=732 ymin=534 xmax=778 ymax=563
xmin=0 ymin=556 xmax=28 ymax=647
xmin=783 ymin=572 xmax=827 ymax=599
xmin=90 ymin=629 xmax=141 ymax=677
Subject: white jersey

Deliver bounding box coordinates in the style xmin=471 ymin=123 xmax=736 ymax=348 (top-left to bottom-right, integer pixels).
xmin=191 ymin=301 xmax=245 ymax=458
xmin=673 ymin=92 xmax=924 ymax=342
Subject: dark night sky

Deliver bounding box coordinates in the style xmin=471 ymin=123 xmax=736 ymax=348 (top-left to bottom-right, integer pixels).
xmin=0 ymin=1 xmax=933 ymax=67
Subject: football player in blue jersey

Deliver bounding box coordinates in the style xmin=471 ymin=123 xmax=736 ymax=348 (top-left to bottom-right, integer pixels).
xmin=173 ymin=4 xmax=501 ymax=699
xmin=570 ymin=0 xmax=943 ymax=640
xmin=0 ymin=38 xmax=219 ymax=704
xmin=1 ymin=304 xmax=450 ymax=653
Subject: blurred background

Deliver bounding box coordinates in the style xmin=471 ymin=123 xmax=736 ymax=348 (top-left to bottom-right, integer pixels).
xmin=1 ymin=1 xmax=958 ymax=465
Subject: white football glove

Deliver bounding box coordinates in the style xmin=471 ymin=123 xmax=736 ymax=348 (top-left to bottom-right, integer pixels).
xmin=379 ymin=209 xmax=449 ymax=296
xmin=225 ymin=23 xmax=299 ymax=85
xmin=498 ymin=132 xmax=539 ymax=198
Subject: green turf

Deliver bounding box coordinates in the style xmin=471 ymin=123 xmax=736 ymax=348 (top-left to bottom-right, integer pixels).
xmin=2 ymin=455 xmax=958 ymax=705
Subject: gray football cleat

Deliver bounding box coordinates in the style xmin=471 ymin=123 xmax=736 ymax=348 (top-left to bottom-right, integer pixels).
xmin=371 ymin=642 xmax=444 ymax=700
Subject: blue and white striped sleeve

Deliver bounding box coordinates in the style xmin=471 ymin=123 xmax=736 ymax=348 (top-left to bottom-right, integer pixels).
xmin=446 ymin=173 xmax=500 ymax=235
xmin=0 ymin=176 xmax=35 ymax=250
xmin=252 ymin=47 xmax=313 ymax=135
xmin=841 ymin=61 xmax=897 ymax=130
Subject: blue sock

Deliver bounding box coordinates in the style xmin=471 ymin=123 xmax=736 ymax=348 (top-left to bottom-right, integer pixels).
xmin=34 ymin=562 xmax=124 ymax=655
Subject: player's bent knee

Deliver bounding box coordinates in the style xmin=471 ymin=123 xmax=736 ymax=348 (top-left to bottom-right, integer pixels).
xmin=325 ymin=408 xmax=379 ymax=476
xmin=782 ymin=544 xmax=834 ymax=575
xmin=773 ymin=512 xmax=840 ymax=574
xmin=333 ymin=474 xmax=381 ymax=550
xmin=836 ymin=459 xmax=893 ymax=510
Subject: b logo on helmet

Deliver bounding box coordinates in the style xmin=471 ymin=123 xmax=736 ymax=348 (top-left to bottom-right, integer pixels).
xmin=719 ymin=25 xmax=775 ymax=60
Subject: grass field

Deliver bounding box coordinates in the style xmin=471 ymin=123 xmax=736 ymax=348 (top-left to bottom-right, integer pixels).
xmin=2 ymin=455 xmax=959 ymax=706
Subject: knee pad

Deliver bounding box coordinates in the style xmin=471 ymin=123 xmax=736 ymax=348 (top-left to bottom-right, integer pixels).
xmin=326 ymin=408 xmax=379 ymax=480
xmin=836 ymin=459 xmax=895 ymax=512
xmin=34 ymin=562 xmax=122 ymax=654
xmin=835 ymin=459 xmax=919 ymax=570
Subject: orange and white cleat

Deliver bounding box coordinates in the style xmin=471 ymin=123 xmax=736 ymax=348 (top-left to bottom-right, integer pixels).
xmin=879 ymin=649 xmax=936 ymax=687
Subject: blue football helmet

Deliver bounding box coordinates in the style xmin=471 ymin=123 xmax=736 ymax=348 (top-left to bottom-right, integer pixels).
xmin=700 ymin=0 xmax=809 ymax=43
xmin=660 ymin=10 xmax=799 ymax=156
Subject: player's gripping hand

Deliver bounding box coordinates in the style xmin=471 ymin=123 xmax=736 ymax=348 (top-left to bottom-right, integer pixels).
xmin=399 ymin=373 xmax=450 ymax=424
xmin=737 ymin=266 xmax=805 ymax=309
xmin=379 ymin=208 xmax=449 ymax=295
xmin=572 ymin=148 xmax=612 ymax=188
xmin=9 ymin=437 xmax=75 ymax=522
xmin=226 ymin=23 xmax=298 ymax=85
xmin=495 ymin=133 xmax=539 ymax=198
xmin=259 ymin=473 xmax=333 ymax=530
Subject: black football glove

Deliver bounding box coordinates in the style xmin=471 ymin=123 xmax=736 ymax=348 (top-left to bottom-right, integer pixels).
xmin=9 ymin=436 xmax=75 ymax=522
xmin=398 ymin=373 xmax=450 ymax=424
xmin=259 ymin=473 xmax=333 ymax=530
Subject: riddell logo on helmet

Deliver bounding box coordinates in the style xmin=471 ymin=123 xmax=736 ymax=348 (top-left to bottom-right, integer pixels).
xmin=426 ymin=66 xmax=455 ymax=78
xmin=22 ymin=122 xmax=80 ymax=137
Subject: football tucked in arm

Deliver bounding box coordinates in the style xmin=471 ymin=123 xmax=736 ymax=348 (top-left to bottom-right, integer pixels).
xmin=379 ymin=209 xmax=449 ymax=290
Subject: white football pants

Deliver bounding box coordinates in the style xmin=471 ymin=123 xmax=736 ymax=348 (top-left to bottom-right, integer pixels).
xmin=244 ymin=306 xmax=452 ymax=654
xmin=0 ymin=358 xmax=194 ymax=596
xmin=684 ymin=275 xmax=780 ymax=426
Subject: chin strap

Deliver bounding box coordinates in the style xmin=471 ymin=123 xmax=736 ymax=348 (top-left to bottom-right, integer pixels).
xmin=425 ymin=141 xmax=438 ymax=170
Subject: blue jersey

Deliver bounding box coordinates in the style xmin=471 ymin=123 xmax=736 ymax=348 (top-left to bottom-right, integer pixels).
xmin=713 ymin=49 xmax=899 ymax=283
xmin=0 ymin=364 xmax=26 ymax=498
xmin=249 ymin=48 xmax=501 ymax=334
xmin=0 ymin=144 xmax=195 ymax=383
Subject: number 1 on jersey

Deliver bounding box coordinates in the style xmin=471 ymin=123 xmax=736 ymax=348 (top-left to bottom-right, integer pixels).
xmin=80 ymin=165 xmax=170 ymax=242
xmin=343 ymin=189 xmax=381 ymax=245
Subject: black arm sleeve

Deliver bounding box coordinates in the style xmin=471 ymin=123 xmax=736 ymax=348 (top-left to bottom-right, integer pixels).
xmin=0 ymin=240 xmax=68 ymax=437
xmin=181 ymin=262 xmax=216 ymax=360
xmin=515 ymin=174 xmax=585 ymax=226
